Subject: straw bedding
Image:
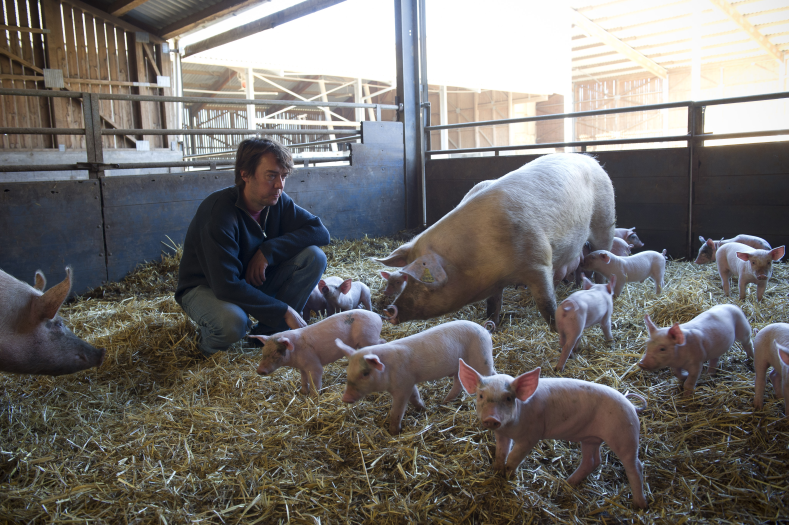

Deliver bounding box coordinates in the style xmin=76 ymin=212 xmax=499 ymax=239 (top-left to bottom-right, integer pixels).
xmin=1 ymin=237 xmax=787 ymax=523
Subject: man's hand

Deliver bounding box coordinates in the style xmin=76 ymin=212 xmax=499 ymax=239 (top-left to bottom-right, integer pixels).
xmin=245 ymin=249 xmax=269 ymax=287
xmin=284 ymin=306 xmax=307 ymax=330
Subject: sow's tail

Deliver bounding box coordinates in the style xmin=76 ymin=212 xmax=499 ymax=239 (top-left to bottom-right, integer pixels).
xmin=625 ymin=392 xmax=648 ymax=414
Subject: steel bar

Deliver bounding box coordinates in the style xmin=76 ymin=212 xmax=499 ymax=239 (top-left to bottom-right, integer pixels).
xmin=0 ymin=127 xmax=85 ymax=134
xmin=288 ymin=135 xmax=361 ymax=149
xmin=100 ymin=128 xmax=357 ymax=136
xmin=694 ymin=129 xmax=789 ymax=140
xmin=427 ymin=134 xmax=691 ymax=155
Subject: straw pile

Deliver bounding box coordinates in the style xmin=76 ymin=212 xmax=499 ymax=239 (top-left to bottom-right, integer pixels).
xmin=1 ymin=237 xmax=787 ymax=523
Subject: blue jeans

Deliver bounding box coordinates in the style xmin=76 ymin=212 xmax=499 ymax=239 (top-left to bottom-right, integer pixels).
xmin=180 ymin=246 xmax=327 ymax=355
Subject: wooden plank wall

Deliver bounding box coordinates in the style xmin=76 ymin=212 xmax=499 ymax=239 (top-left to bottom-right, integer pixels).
xmin=1 ymin=0 xmax=173 ymax=150
xmin=425 ymin=148 xmax=690 ymax=259
xmin=0 ymin=179 xmax=106 ymax=294
xmin=693 ymin=141 xmax=789 ymax=254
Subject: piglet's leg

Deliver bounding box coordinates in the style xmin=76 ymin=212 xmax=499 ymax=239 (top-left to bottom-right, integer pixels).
xmin=301 ymin=364 xmax=324 ymax=396
xmin=756 ymin=282 xmax=766 ymax=302
xmin=442 ymin=376 xmax=463 ymax=403
xmin=493 ymin=432 xmax=512 ymax=472
xmin=601 ymin=312 xmax=613 ymax=341
xmin=707 ymin=358 xmax=720 ymax=376
xmin=408 ymin=385 xmax=425 ymax=410
xmin=388 ymin=390 xmax=412 ymax=435
xmin=681 ymin=364 xmax=703 ymax=397
xmin=754 ymin=366 xmax=768 ymax=409
xmin=769 ymin=370 xmax=783 ymax=399
xmin=504 ymin=436 xmax=539 ymax=476
xmin=738 ymin=279 xmax=748 ymax=301
xmin=567 ymin=439 xmax=602 ymax=485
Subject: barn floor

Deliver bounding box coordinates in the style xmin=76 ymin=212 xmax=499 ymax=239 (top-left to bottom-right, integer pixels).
xmin=1 ymin=237 xmax=788 ymax=523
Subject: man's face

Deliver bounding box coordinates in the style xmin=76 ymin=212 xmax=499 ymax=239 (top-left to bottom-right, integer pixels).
xmin=241 ymin=152 xmax=288 ymax=210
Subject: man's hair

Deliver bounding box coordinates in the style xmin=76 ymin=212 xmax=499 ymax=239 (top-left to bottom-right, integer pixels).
xmin=234 ymin=138 xmax=294 ymax=186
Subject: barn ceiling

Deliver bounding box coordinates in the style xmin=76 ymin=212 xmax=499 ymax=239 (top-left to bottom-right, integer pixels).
xmin=570 ymin=0 xmax=789 ymax=81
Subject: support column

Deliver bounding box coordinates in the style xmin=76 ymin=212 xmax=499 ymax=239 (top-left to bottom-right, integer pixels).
xmin=363 ymin=84 xmax=376 ymax=121
xmin=507 ymin=92 xmax=514 ymax=146
xmin=355 ymin=78 xmax=364 ymax=122
xmin=318 ymin=79 xmax=338 ymax=151
xmin=395 ymin=0 xmax=423 ymax=229
xmin=246 ymin=67 xmax=256 ymax=130
xmin=691 ymin=0 xmax=702 ymax=100
xmin=439 ymin=85 xmax=448 ymax=151
xmin=473 ymin=92 xmax=480 ymax=148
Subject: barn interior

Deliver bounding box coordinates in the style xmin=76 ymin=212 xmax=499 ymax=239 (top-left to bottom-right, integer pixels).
xmin=1 ymin=0 xmax=789 ymax=522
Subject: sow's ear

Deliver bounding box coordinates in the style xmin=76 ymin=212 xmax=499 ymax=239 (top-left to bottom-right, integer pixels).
xmin=34 ymin=270 xmax=46 ymax=291
xmin=512 ymin=367 xmax=540 ymax=402
xmin=458 ymin=358 xmax=481 ymax=395
xmin=373 ymin=243 xmax=412 ymax=267
xmin=34 ymin=267 xmax=72 ymax=320
xmin=400 ymin=252 xmax=448 ymax=285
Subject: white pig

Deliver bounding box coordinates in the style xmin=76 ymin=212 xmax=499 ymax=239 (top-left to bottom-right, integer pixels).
xmin=251 ymin=309 xmax=385 ymax=396
xmin=379 ymin=270 xmax=408 ymax=299
xmin=614 ymin=227 xmax=644 ymax=248
xmin=0 ymin=267 xmax=105 ymax=375
xmin=555 ymin=275 xmax=615 ymax=372
xmin=610 ymin=237 xmax=633 ymax=257
xmin=581 ymin=249 xmax=666 ymax=297
xmin=459 ymin=179 xmax=495 ymax=205
xmin=336 ymin=320 xmax=494 ymax=434
xmin=694 ymin=234 xmax=771 ymax=264
xmin=320 ymin=277 xmax=372 ymax=313
xmin=637 ymin=304 xmax=753 ymax=397
xmin=716 ymin=242 xmax=785 ymax=301
xmin=375 ymin=153 xmax=615 ymax=331
xmin=752 ymin=323 xmax=789 ymax=415
xmin=458 ymin=360 xmax=648 ymax=509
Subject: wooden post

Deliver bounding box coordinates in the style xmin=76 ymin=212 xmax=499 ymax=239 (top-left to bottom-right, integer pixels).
xmin=41 ymin=0 xmax=71 ymax=148
xmin=159 ymin=44 xmax=176 ymax=148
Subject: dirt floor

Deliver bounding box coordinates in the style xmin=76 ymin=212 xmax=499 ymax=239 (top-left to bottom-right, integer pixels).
xmin=1 ymin=237 xmax=787 ymax=523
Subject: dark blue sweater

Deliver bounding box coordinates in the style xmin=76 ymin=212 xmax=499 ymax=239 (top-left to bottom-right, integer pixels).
xmin=175 ymin=185 xmax=330 ymax=327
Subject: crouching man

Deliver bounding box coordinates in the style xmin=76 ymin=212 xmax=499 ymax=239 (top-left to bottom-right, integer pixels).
xmin=175 ymin=138 xmax=330 ymax=356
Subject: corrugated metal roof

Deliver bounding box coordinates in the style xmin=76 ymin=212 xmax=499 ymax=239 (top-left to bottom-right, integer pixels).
xmin=571 ymin=0 xmax=789 ymax=80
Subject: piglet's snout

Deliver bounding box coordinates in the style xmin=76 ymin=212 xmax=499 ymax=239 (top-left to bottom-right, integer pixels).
xmin=757 ymin=274 xmax=768 ymax=281
xmin=637 ymin=360 xmax=648 ymax=370
xmin=482 ymin=416 xmax=501 ymax=430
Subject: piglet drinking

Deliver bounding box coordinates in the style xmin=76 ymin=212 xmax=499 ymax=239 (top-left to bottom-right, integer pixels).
xmin=0 ymin=267 xmax=105 ymax=375
xmin=458 ymin=360 xmax=647 ymax=509
xmin=637 ymin=304 xmax=753 ymax=396
xmin=252 ymin=309 xmax=385 ymax=396
xmin=337 ymin=320 xmax=494 ymax=434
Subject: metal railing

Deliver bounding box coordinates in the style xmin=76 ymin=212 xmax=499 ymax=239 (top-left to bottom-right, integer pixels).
xmin=424 ymin=91 xmax=789 ymax=156
xmin=0 ymin=88 xmax=401 ymax=178
xmin=422 ymin=90 xmax=789 ymax=258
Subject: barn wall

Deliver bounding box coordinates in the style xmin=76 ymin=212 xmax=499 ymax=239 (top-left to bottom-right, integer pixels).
xmin=425 ymin=142 xmax=789 ymax=260
xmin=0 ymin=122 xmax=405 ymax=294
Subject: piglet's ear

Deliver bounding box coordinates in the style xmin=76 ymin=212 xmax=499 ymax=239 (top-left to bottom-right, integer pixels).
xmin=644 ymin=314 xmax=658 ymax=335
xmin=380 ymin=271 xmax=391 ymax=280
xmin=248 ymin=334 xmax=269 ymax=344
xmin=770 ymin=246 xmax=785 ymax=261
xmin=512 ymin=367 xmax=540 ymax=402
xmin=34 ymin=267 xmax=72 ymax=321
xmin=339 ymin=279 xmax=353 ymax=295
xmin=736 ymin=252 xmax=751 ymax=262
xmin=699 ymin=236 xmax=706 ymax=243
xmin=318 ymin=280 xmax=327 ymax=292
xmin=278 ymin=336 xmax=294 ymax=352
xmin=601 ymin=253 xmax=611 ymax=263
xmin=582 ymin=276 xmax=593 ymax=290
xmin=364 ymin=355 xmax=385 ymax=371
xmin=706 ymin=238 xmax=715 ymax=248
xmin=668 ymin=323 xmax=685 ymax=345
xmin=776 ymin=342 xmax=789 ymax=367
xmin=458 ymin=358 xmax=481 ymax=395
xmin=335 ymin=338 xmax=355 ymax=358
xmin=34 ymin=270 xmax=46 ymax=291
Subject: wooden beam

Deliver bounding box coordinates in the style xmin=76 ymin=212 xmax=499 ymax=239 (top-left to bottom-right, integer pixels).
xmin=59 ymin=0 xmax=165 ymax=43
xmin=107 ymin=0 xmax=151 ymax=17
xmin=707 ymin=0 xmax=784 ymax=62
xmin=142 ymin=44 xmax=161 ymax=77
xmin=183 ymin=0 xmax=348 ymax=57
xmin=0 ymin=48 xmax=44 ymax=74
xmin=571 ymin=8 xmax=668 ymax=80
xmin=0 ymin=25 xmax=50 ymax=34
xmin=159 ymin=0 xmax=269 ymax=40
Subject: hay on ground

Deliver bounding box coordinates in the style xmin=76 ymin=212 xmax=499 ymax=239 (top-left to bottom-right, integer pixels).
xmin=1 ymin=237 xmax=788 ymax=523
